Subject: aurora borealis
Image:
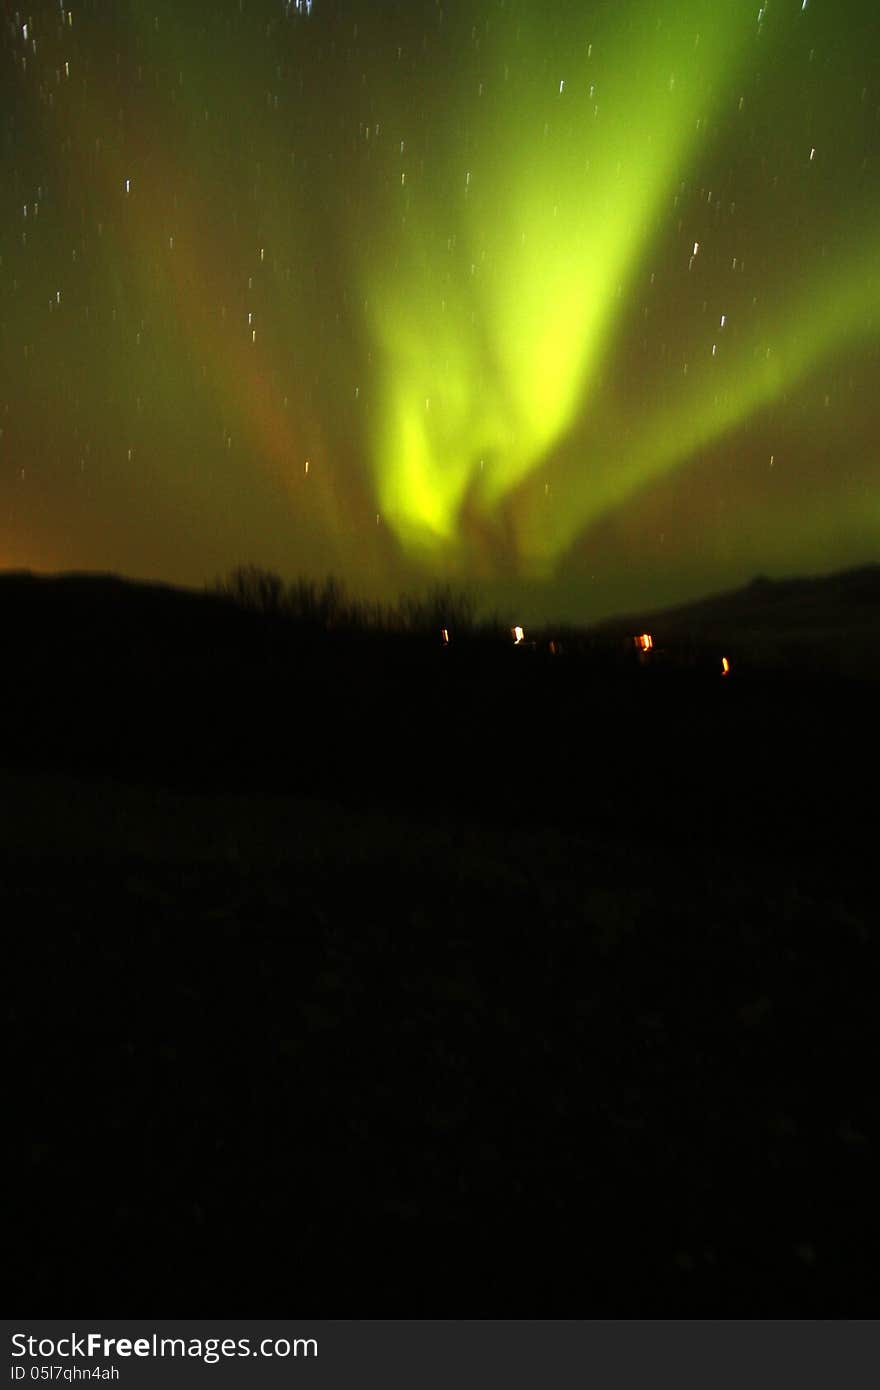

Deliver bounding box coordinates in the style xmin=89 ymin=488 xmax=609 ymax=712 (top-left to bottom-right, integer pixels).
xmin=2 ymin=0 xmax=878 ymax=621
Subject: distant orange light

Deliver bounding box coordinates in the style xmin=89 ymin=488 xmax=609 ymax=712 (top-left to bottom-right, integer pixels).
xmin=441 ymin=627 xmax=449 ymax=645
xmin=634 ymin=633 xmax=653 ymax=652
xmin=513 ymin=625 xmax=524 ymax=644
xmin=721 ymin=656 xmax=730 ymax=676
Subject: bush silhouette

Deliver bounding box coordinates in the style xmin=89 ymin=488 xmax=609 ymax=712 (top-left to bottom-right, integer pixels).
xmin=212 ymin=568 xmax=486 ymax=641
xmin=214 ymin=564 xmax=286 ymax=617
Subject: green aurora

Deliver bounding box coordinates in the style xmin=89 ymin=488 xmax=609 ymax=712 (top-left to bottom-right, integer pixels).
xmin=1 ymin=0 xmax=878 ymax=620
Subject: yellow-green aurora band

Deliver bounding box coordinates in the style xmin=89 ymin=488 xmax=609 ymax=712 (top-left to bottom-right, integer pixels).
xmin=369 ymin=2 xmax=759 ymax=561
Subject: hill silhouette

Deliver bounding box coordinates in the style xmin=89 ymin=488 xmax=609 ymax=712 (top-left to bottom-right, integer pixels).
xmin=4 ymin=559 xmax=880 ymax=680
xmin=588 ymin=563 xmax=880 ymax=680
xmin=2 ymin=560 xmax=877 ymax=835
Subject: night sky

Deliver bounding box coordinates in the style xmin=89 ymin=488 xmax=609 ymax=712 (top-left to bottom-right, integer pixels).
xmin=2 ymin=0 xmax=878 ymax=622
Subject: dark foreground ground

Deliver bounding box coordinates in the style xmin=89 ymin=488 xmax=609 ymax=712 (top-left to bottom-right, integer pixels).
xmin=5 ymin=581 xmax=879 ymax=1314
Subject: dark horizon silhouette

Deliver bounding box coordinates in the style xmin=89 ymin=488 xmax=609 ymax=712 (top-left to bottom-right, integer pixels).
xmin=6 ymin=550 xmax=880 ymax=1313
